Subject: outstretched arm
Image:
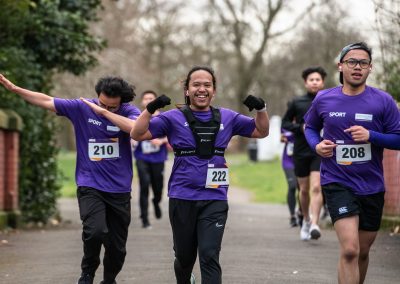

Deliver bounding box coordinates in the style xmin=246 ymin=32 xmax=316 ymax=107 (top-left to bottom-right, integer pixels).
xmin=243 ymin=95 xmax=269 ymax=138
xmin=80 ymin=98 xmax=135 ymax=133
xmin=0 ymin=74 xmax=55 ymax=112
xmin=131 ymin=94 xmax=171 ymax=141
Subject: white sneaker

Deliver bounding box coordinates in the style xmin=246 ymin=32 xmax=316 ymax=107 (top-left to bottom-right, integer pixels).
xmin=190 ymin=273 xmax=196 ymax=284
xmin=300 ymin=221 xmax=311 ymax=241
xmin=310 ymin=224 xmax=321 ymax=240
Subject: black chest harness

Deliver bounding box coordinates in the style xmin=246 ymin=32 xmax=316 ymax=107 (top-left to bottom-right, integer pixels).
xmin=173 ymin=106 xmax=225 ymax=159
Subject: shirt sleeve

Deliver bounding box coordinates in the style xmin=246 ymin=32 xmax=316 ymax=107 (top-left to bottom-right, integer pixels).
xmin=232 ymin=112 xmax=256 ymax=137
xmin=148 ymin=113 xmax=170 ymax=138
xmin=123 ymin=104 xmax=141 ymax=120
xmin=304 ymin=126 xmax=321 ymax=152
xmin=382 ymin=96 xmax=400 ymax=134
xmin=304 ymin=98 xmax=323 ymax=131
xmin=54 ymin=98 xmax=81 ymax=121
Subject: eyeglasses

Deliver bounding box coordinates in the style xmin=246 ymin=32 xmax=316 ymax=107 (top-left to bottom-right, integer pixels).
xmin=342 ymin=59 xmax=371 ymax=69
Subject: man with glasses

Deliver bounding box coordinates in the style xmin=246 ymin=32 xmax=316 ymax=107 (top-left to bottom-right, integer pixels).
xmin=0 ymin=74 xmax=141 ymax=284
xmin=304 ymin=42 xmax=400 ymax=283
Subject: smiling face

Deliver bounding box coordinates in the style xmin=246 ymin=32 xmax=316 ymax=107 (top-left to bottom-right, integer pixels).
xmin=339 ymin=49 xmax=371 ymax=89
xmin=186 ymin=70 xmax=215 ymax=111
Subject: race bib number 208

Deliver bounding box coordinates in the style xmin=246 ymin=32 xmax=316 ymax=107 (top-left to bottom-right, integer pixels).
xmin=336 ymin=143 xmax=371 ymax=165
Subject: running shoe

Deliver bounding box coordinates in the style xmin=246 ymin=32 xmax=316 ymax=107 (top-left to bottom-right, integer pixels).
xmin=77 ymin=273 xmax=93 ymax=284
xmin=290 ymin=216 xmax=298 ymax=227
xmin=142 ymin=220 xmax=152 ymax=229
xmin=154 ymin=201 xmax=162 ymax=219
xmin=310 ymin=224 xmax=321 ymax=240
xmin=190 ymin=273 xmax=196 ymax=284
xmin=300 ymin=221 xmax=311 ymax=241
xmin=296 ymin=210 xmax=304 ymax=227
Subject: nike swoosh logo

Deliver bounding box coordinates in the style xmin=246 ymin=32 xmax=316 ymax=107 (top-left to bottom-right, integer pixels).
xmin=215 ymin=223 xmax=224 ymax=228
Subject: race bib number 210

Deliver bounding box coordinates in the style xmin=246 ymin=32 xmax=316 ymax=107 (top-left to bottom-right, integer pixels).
xmin=88 ymin=138 xmax=119 ymax=161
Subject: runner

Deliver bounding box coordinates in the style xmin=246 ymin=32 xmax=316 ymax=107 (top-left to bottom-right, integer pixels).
xmin=0 ymin=74 xmax=140 ymax=284
xmin=131 ymin=65 xmax=269 ymax=284
xmin=280 ymin=128 xmax=299 ymax=227
xmin=133 ymin=90 xmax=168 ymax=228
xmin=281 ymin=66 xmax=327 ymax=240
xmin=304 ymin=42 xmax=400 ymax=283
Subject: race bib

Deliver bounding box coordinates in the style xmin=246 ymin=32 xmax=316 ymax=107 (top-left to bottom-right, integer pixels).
xmin=205 ymin=164 xmax=229 ymax=188
xmin=88 ymin=138 xmax=119 ymax=161
xmin=286 ymin=142 xmax=294 ymax=156
xmin=336 ymin=143 xmax=371 ymax=165
xmin=141 ymin=140 xmax=160 ymax=154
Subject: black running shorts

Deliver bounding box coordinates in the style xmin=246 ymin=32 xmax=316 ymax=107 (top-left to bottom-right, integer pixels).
xmin=322 ymin=183 xmax=384 ymax=231
xmin=293 ymin=155 xmax=321 ymax=177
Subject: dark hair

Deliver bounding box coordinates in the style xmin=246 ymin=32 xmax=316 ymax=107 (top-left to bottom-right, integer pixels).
xmin=184 ymin=66 xmax=216 ymax=105
xmin=301 ymin=66 xmax=327 ymax=81
xmin=95 ymin=76 xmax=136 ymax=103
xmin=141 ymin=90 xmax=158 ymax=98
xmin=339 ymin=42 xmax=372 ymax=84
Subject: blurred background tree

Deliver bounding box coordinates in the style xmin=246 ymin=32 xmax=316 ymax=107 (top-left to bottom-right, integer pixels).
xmin=0 ymin=0 xmax=104 ymax=222
xmin=373 ymin=0 xmax=400 ymax=102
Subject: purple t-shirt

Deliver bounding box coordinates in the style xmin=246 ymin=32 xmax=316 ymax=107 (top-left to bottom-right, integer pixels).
xmin=304 ymin=86 xmax=400 ymax=195
xmin=148 ymin=107 xmax=256 ymax=201
xmin=281 ymin=129 xmax=295 ymax=170
xmin=54 ymin=98 xmax=141 ymax=193
xmin=134 ymin=140 xmax=168 ymax=163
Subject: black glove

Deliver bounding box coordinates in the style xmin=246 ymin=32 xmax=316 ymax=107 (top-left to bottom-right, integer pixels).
xmin=146 ymin=94 xmax=171 ymax=114
xmin=243 ymin=95 xmax=266 ymax=111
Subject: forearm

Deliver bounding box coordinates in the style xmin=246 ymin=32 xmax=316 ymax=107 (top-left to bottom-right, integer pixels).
xmin=131 ymin=110 xmax=153 ymax=140
xmin=304 ymin=126 xmax=321 ymax=151
xmin=252 ymin=110 xmax=269 ymax=138
xmin=10 ymin=85 xmax=55 ymax=112
xmin=102 ymin=111 xmax=135 ymax=133
xmin=369 ymin=131 xmax=400 ymax=150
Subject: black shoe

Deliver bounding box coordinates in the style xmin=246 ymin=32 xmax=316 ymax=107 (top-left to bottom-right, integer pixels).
xmin=142 ymin=220 xmax=151 ymax=229
xmin=99 ymin=281 xmax=117 ymax=284
xmin=290 ymin=216 xmax=298 ymax=227
xmin=296 ymin=210 xmax=304 ymax=227
xmin=154 ymin=202 xmax=162 ymax=219
xmin=77 ymin=273 xmax=93 ymax=284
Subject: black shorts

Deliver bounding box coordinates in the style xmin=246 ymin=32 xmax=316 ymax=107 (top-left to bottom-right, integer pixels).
xmin=293 ymin=155 xmax=321 ymax=177
xmin=322 ymin=183 xmax=385 ymax=231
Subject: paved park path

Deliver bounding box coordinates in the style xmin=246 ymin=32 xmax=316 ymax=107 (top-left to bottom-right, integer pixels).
xmin=0 ymin=163 xmax=399 ymax=283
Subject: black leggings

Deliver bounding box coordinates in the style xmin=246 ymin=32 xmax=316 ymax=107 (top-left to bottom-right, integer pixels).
xmin=283 ymin=168 xmax=298 ymax=216
xmin=169 ymin=198 xmax=228 ymax=284
xmin=136 ymin=160 xmax=165 ymax=222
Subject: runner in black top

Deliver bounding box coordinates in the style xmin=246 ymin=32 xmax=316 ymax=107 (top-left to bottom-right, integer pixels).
xmin=281 ymin=66 xmax=327 ymax=241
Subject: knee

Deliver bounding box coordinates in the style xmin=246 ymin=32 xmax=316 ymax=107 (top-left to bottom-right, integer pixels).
xmin=341 ymin=246 xmax=359 ymax=263
xmin=199 ymin=246 xmax=220 ymax=264
xmin=83 ymin=225 xmax=107 ymax=242
xmin=310 ymin=184 xmax=321 ymax=194
xmin=175 ymin=252 xmax=196 ymax=268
